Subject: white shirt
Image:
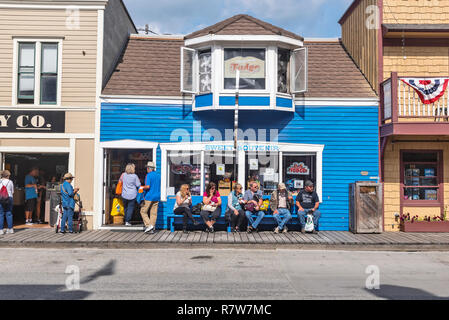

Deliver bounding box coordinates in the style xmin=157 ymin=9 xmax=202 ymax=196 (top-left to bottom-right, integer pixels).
xmin=174 ymin=192 xmax=191 ymax=210
xmin=0 ymin=179 xmax=14 ymax=198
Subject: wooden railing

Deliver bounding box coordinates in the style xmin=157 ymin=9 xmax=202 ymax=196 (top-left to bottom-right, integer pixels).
xmin=381 ymin=72 xmax=449 ymax=123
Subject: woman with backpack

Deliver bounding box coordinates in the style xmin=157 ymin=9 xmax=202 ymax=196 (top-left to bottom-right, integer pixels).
xmin=0 ymin=170 xmax=14 ymax=235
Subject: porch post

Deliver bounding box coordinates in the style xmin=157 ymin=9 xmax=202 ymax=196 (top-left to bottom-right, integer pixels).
xmin=391 ymin=72 xmax=399 ymax=124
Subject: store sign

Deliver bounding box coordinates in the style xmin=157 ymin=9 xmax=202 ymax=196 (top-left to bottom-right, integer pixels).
xmin=224 ymin=56 xmax=265 ymax=79
xmin=286 ymin=162 xmax=310 ymax=175
xmin=0 ymin=111 xmax=65 ymax=133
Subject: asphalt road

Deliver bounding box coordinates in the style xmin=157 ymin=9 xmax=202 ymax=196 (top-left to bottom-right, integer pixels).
xmin=0 ymin=248 xmax=449 ymax=300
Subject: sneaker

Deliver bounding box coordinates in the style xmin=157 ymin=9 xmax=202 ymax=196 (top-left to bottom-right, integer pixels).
xmin=283 ymin=227 xmax=288 ymax=234
xmin=301 ymin=228 xmax=305 ymax=234
xmin=273 ymin=227 xmax=280 ymax=234
xmin=209 ymin=225 xmax=215 ymax=233
xmin=0 ymin=230 xmax=4 ymax=235
xmin=6 ymin=229 xmax=14 ymax=234
xmin=144 ymin=225 xmax=154 ymax=233
xmin=26 ymin=220 xmax=33 ymax=225
xmin=125 ymin=222 xmax=132 ymax=227
xmin=59 ymin=231 xmax=65 ymax=234
xmin=36 ymin=220 xmax=43 ymax=224
xmin=247 ymin=226 xmax=254 ymax=234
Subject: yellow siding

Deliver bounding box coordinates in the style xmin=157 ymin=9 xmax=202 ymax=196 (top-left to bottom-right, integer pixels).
xmin=383 ymin=137 xmax=449 ymax=232
xmin=0 ymin=8 xmax=98 ymax=107
xmin=383 ymin=0 xmax=449 ymax=24
xmin=340 ymin=0 xmax=378 ymax=92
xmin=383 ymin=46 xmax=449 ymax=80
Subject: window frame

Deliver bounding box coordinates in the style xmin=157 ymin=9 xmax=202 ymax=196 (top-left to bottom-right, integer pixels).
xmin=17 ymin=42 xmax=36 ymax=103
xmin=400 ymin=149 xmax=443 ymax=206
xmin=40 ymin=42 xmax=59 ymax=105
xmin=13 ymin=38 xmax=63 ymax=107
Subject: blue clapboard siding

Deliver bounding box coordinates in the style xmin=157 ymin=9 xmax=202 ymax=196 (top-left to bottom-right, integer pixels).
xmin=101 ymin=103 xmax=379 ymax=231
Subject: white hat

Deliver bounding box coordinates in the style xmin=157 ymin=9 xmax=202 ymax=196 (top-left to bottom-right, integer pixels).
xmin=146 ymin=161 xmax=156 ymax=168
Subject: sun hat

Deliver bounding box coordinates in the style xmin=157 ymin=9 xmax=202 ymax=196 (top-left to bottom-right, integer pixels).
xmin=146 ymin=161 xmax=156 ymax=168
xmin=63 ymin=173 xmax=75 ymax=180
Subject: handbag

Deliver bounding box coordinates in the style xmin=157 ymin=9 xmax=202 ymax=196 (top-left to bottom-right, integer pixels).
xmin=191 ymin=203 xmax=203 ymax=214
xmin=115 ymin=173 xmax=124 ymax=195
xmin=305 ymin=214 xmax=315 ymax=232
xmin=244 ymin=202 xmax=256 ymax=213
xmin=202 ymin=204 xmax=216 ymax=212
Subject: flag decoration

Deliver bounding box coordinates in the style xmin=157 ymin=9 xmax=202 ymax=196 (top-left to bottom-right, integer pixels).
xmin=401 ymin=78 xmax=449 ymax=104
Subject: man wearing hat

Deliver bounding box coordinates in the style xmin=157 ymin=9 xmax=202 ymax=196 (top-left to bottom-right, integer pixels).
xmin=269 ymin=183 xmax=294 ymax=233
xmin=59 ymin=173 xmax=79 ymax=234
xmin=296 ymin=180 xmax=321 ymax=234
xmin=140 ymin=161 xmax=160 ymax=234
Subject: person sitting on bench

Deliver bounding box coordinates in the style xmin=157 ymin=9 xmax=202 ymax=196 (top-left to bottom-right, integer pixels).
xmin=173 ymin=184 xmax=199 ymax=233
xmin=227 ymin=183 xmax=246 ymax=233
xmin=270 ymin=183 xmax=293 ymax=234
xmin=296 ymin=180 xmax=321 ymax=234
xmin=244 ymin=181 xmax=264 ymax=233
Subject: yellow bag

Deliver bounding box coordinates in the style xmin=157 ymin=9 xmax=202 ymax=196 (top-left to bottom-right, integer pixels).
xmin=110 ymin=198 xmax=125 ymax=216
xmin=260 ymin=199 xmax=270 ymax=211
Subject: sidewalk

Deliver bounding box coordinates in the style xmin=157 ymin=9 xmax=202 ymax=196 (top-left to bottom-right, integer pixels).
xmin=2 ymin=228 xmax=449 ymax=250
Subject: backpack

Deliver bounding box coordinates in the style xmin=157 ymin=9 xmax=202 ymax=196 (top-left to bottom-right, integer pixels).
xmin=0 ymin=180 xmax=10 ymax=204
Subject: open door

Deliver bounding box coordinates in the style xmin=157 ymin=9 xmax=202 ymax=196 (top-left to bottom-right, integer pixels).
xmin=103 ymin=149 xmax=111 ymax=225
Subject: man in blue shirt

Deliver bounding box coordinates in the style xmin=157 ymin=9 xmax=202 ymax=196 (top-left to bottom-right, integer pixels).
xmin=244 ymin=181 xmax=265 ymax=233
xmin=24 ymin=167 xmax=40 ymax=225
xmin=59 ymin=173 xmax=79 ymax=234
xmin=140 ymin=162 xmax=160 ymax=234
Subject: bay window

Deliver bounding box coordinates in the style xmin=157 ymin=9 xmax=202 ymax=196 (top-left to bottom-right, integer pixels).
xmin=198 ymin=49 xmax=212 ymax=93
xmin=15 ymin=40 xmax=61 ymax=105
xmin=277 ymin=48 xmax=290 ymax=94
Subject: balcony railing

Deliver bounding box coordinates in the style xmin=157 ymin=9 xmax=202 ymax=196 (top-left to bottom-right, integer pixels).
xmin=381 ymin=72 xmax=449 ymax=124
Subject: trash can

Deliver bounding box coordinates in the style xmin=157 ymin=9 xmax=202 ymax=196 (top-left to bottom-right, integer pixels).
xmin=349 ymin=182 xmax=383 ymax=233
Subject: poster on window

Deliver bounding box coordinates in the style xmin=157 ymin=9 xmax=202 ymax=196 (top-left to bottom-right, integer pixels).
xmin=224 ymin=49 xmax=266 ymax=90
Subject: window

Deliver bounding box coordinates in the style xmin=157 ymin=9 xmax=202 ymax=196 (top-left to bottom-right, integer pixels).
xmin=402 ymin=151 xmax=441 ymax=202
xmin=18 ymin=43 xmax=36 ymax=104
xmin=40 ymin=43 xmax=58 ymax=104
xmin=167 ymin=151 xmax=202 ymax=196
xmin=283 ymin=154 xmax=316 ymax=196
xmin=224 ymin=48 xmax=266 ymax=90
xmin=278 ymin=48 xmax=290 ymax=94
xmin=205 ymin=151 xmax=237 ymax=196
xmin=198 ymin=49 xmax=212 ymax=93
xmin=246 ymin=152 xmax=279 ymax=195
xmin=16 ymin=40 xmax=60 ymax=105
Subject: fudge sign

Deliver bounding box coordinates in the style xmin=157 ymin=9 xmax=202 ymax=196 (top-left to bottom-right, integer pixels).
xmin=0 ymin=111 xmax=65 ymax=133
xmin=286 ymin=162 xmax=310 ymax=175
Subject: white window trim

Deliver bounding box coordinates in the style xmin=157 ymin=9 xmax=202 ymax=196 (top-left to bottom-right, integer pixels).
xmin=13 ymin=38 xmax=63 ymax=107
xmin=99 ymin=140 xmax=158 ymax=168
xmin=159 ymin=141 xmax=323 ymax=201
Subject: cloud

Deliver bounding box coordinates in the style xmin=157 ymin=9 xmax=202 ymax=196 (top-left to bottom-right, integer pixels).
xmin=125 ymin=0 xmax=354 ymax=37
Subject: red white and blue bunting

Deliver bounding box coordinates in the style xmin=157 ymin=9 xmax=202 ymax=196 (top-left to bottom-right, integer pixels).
xmin=401 ymin=78 xmax=449 ymax=105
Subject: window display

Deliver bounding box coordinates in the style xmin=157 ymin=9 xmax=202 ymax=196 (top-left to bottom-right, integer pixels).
xmin=246 ymin=152 xmax=279 ymax=195
xmin=168 ymin=151 xmax=202 ymax=196
xmin=402 ymin=151 xmax=440 ymax=201
xmin=224 ymin=48 xmax=266 ymax=90
xmin=283 ymin=154 xmax=316 ymax=196
xmin=205 ymin=152 xmax=237 ymax=196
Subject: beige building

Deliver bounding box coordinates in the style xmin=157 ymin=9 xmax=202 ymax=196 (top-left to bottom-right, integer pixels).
xmin=0 ymin=0 xmax=136 ymax=230
xmin=341 ymin=0 xmax=449 ymax=231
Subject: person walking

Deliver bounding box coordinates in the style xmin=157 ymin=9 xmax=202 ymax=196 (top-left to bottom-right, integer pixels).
xmin=24 ymin=167 xmax=40 ymax=225
xmin=120 ymin=163 xmax=141 ymax=226
xmin=173 ymin=184 xmax=199 ymax=233
xmin=140 ymin=162 xmax=160 ymax=234
xmin=270 ymin=183 xmax=293 ymax=233
xmin=0 ymin=170 xmax=14 ymax=235
xmin=227 ymin=183 xmax=246 ymax=233
xmin=201 ymin=182 xmax=222 ymax=233
xmin=59 ymin=173 xmax=79 ymax=234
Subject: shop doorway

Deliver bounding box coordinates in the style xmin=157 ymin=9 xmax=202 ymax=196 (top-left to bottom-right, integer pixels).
xmin=103 ymin=148 xmax=154 ymax=226
xmin=2 ymin=153 xmax=69 ymax=227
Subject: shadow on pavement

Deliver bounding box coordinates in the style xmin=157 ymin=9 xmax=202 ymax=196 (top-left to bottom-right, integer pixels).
xmin=0 ymin=259 xmax=116 ymax=300
xmin=366 ymin=285 xmax=448 ymax=300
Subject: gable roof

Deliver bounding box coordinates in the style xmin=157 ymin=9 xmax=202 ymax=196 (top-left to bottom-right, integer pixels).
xmin=185 ymin=14 xmax=304 ymax=41
xmin=102 ymin=37 xmax=376 ymax=99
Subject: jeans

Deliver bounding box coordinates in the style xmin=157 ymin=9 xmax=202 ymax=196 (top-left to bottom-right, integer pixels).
xmin=122 ymin=198 xmax=136 ymax=223
xmin=298 ymin=209 xmax=321 ymax=229
xmin=0 ymin=198 xmax=13 ymax=230
xmin=273 ymin=208 xmax=292 ymax=230
xmin=61 ymin=207 xmax=74 ymax=232
xmin=246 ymin=210 xmax=265 ymax=229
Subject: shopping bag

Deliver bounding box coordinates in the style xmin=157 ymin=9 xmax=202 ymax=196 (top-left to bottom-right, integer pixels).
xmin=115 ymin=173 xmax=124 ymax=195
xmin=305 ymin=214 xmax=315 ymax=232
xmin=111 ymin=197 xmax=125 ymax=216
xmin=136 ymin=187 xmax=144 ymax=204
xmin=260 ymin=200 xmax=270 ymax=211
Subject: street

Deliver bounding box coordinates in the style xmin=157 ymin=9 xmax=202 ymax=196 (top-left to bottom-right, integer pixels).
xmin=0 ymin=248 xmax=448 ymax=300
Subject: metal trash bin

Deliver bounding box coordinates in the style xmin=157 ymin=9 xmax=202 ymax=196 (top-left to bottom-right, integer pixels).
xmin=349 ymin=182 xmax=383 ymax=233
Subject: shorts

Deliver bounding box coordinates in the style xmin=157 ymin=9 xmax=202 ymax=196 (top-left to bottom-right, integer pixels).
xmin=25 ymin=198 xmax=37 ymax=212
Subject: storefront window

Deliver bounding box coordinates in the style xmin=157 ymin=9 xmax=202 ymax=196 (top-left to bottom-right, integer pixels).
xmin=246 ymin=152 xmax=279 ymax=195
xmin=167 ymin=151 xmax=201 ymax=196
xmin=403 ymin=151 xmax=440 ymax=201
xmin=224 ymin=48 xmax=266 ymax=90
xmin=205 ymin=151 xmax=237 ymax=196
xmin=278 ymin=48 xmax=290 ymax=93
xmin=199 ymin=49 xmax=212 ymax=93
xmin=283 ymin=154 xmax=316 ymax=196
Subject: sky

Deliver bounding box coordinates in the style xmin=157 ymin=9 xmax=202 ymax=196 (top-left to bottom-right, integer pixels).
xmin=123 ymin=0 xmax=354 ymax=38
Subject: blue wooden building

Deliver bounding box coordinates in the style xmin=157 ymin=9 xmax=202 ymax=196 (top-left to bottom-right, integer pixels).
xmin=100 ymin=15 xmax=378 ymax=231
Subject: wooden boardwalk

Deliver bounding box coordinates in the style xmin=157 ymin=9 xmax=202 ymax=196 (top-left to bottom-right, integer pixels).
xmin=1 ymin=229 xmax=449 ymax=249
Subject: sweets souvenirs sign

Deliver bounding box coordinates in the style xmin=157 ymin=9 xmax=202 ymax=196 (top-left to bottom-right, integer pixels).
xmin=0 ymin=111 xmax=65 ymax=133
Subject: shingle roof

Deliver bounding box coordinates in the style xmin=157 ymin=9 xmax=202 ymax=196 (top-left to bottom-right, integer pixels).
xmin=303 ymin=40 xmax=377 ymax=98
xmin=185 ymin=14 xmax=304 ymax=41
xmin=102 ymin=38 xmax=377 ymax=99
